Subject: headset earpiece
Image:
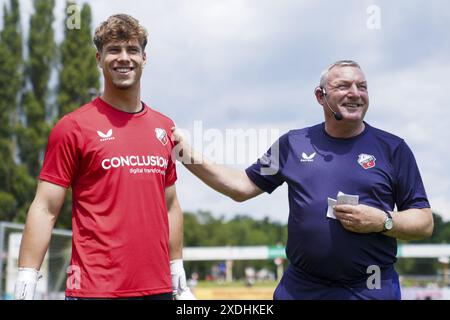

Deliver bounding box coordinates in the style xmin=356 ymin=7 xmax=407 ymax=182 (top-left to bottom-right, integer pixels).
xmin=316 ymin=86 xmax=343 ymax=121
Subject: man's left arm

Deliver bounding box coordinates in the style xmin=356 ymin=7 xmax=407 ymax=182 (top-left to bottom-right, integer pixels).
xmin=166 ymin=184 xmax=182 ymax=261
xmin=166 ymin=184 xmax=196 ymax=300
xmin=334 ymin=204 xmax=433 ymax=240
xmin=385 ymin=208 xmax=433 ymax=240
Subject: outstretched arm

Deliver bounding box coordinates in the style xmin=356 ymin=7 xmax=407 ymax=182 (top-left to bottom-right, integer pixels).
xmin=172 ymin=127 xmax=263 ymax=202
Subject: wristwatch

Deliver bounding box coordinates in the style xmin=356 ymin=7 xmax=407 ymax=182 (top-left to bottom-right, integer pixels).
xmin=382 ymin=211 xmax=394 ymax=232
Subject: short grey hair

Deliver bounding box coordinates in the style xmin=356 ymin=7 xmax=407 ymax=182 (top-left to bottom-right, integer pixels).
xmin=319 ymin=60 xmax=362 ymax=89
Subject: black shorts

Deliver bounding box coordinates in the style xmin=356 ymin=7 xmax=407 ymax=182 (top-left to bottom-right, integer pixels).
xmin=65 ymin=292 xmax=173 ymax=300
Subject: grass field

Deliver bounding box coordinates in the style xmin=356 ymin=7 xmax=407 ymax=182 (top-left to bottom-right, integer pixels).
xmin=193 ymin=280 xmax=277 ymax=300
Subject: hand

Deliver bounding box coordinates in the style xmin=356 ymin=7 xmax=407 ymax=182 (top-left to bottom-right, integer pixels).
xmin=171 ymin=127 xmax=185 ymax=145
xmin=170 ymin=127 xmax=193 ymax=164
xmin=333 ymin=204 xmax=385 ymax=233
xmin=14 ymin=268 xmax=40 ymax=300
xmin=170 ymin=260 xmax=197 ymax=300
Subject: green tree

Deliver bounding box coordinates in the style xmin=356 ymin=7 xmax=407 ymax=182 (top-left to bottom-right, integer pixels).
xmin=16 ymin=0 xmax=55 ymax=182
xmin=12 ymin=0 xmax=56 ymax=223
xmin=56 ymin=2 xmax=100 ymax=228
xmin=57 ymin=1 xmax=99 ymax=117
xmin=27 ymin=0 xmax=56 ymax=108
xmin=183 ymin=211 xmax=287 ymax=280
xmin=0 ymin=0 xmax=27 ymax=221
xmin=0 ymin=0 xmax=22 ymax=101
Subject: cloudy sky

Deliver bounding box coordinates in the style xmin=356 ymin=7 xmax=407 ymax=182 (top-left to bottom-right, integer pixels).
xmin=8 ymin=0 xmax=450 ymax=222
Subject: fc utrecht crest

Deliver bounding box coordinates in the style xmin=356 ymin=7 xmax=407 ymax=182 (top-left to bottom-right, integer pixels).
xmin=155 ymin=128 xmax=168 ymax=146
xmin=358 ymin=153 xmax=376 ymax=169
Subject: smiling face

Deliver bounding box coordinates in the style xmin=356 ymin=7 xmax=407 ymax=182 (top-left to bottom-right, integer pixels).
xmin=96 ymin=38 xmax=147 ymax=91
xmin=324 ymin=65 xmax=369 ymax=123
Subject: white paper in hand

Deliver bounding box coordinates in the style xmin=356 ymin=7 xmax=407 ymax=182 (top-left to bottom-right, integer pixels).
xmin=337 ymin=191 xmax=359 ymax=205
xmin=327 ymin=198 xmax=337 ymax=219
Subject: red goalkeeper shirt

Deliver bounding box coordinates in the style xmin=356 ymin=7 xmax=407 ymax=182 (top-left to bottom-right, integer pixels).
xmin=40 ymin=97 xmax=177 ymax=298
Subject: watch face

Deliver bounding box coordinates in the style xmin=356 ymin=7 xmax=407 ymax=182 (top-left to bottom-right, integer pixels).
xmin=385 ymin=219 xmax=393 ymax=230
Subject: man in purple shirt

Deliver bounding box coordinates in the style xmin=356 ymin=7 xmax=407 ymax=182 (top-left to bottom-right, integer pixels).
xmin=173 ymin=60 xmax=433 ymax=299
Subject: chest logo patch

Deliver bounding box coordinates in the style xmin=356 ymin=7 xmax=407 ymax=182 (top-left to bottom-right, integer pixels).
xmin=155 ymin=128 xmax=168 ymax=146
xmin=300 ymin=152 xmax=316 ymax=162
xmin=97 ymin=129 xmax=115 ymax=142
xmin=358 ymin=153 xmax=376 ymax=169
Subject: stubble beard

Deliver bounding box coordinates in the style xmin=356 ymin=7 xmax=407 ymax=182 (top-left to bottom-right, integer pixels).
xmin=113 ymin=79 xmax=135 ymax=90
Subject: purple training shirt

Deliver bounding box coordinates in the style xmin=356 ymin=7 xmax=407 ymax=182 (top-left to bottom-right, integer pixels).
xmin=246 ymin=122 xmax=430 ymax=284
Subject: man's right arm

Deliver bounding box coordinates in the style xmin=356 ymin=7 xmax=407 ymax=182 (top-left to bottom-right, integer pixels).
xmin=19 ymin=181 xmax=66 ymax=269
xmin=15 ymin=181 xmax=66 ymax=299
xmin=172 ymin=128 xmax=263 ymax=202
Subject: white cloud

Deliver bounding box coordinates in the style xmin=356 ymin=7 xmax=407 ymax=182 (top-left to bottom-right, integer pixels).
xmin=367 ymin=58 xmax=450 ymax=219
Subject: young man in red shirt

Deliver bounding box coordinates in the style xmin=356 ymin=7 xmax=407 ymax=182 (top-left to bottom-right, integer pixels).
xmin=14 ymin=14 xmax=194 ymax=300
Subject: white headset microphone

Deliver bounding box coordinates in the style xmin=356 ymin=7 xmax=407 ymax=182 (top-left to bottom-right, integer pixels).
xmin=319 ymin=87 xmax=343 ymax=121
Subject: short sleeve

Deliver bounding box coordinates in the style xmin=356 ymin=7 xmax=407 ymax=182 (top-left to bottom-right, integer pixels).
xmin=393 ymin=141 xmax=430 ymax=211
xmin=165 ymin=154 xmax=177 ymax=187
xmin=164 ymin=120 xmax=177 ymax=187
xmin=39 ymin=115 xmax=84 ymax=188
xmin=245 ymin=133 xmax=289 ymax=194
